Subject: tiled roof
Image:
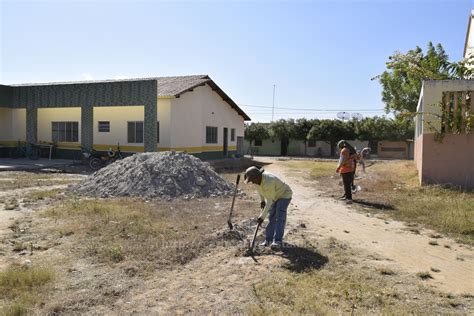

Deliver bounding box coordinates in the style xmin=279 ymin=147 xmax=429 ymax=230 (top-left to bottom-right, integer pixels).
xmin=9 ymin=75 xmax=250 ymax=120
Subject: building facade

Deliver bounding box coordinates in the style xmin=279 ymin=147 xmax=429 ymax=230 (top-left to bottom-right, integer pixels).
xmin=0 ymin=75 xmax=250 ymax=159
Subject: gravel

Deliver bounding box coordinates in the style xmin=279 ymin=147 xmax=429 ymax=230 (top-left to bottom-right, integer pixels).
xmin=72 ymin=151 xmax=234 ymax=199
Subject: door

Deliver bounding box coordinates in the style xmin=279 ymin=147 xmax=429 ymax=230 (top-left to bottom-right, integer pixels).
xmin=281 ymin=139 xmax=288 ymax=156
xmin=237 ymin=136 xmax=244 ymax=157
xmin=223 ymin=128 xmax=228 ymax=156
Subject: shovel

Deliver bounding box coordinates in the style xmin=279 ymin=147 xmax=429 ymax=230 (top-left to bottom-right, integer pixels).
xmin=249 ymin=221 xmax=262 ymax=254
xmin=227 ymin=174 xmax=241 ymax=230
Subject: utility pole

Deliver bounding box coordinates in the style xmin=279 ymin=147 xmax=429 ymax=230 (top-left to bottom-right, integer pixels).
xmin=272 ymin=84 xmax=275 ymax=122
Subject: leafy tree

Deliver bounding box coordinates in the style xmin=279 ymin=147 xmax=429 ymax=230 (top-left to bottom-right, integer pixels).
xmin=307 ymin=119 xmax=355 ymax=157
xmin=244 ymin=123 xmax=269 ymax=154
xmin=292 ymin=118 xmax=315 ymax=156
xmin=269 ymin=119 xmax=293 ymax=156
xmin=355 ymin=117 xmax=414 ymax=152
xmin=375 ymin=42 xmax=474 ymax=116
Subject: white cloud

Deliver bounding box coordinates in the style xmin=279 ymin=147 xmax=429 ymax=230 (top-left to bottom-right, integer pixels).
xmin=81 ymin=73 xmax=94 ymax=81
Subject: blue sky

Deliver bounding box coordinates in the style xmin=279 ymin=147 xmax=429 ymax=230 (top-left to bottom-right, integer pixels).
xmin=1 ymin=0 xmax=473 ymax=122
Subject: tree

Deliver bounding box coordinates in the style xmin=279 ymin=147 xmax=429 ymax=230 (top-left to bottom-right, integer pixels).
xmin=355 ymin=117 xmax=391 ymax=152
xmin=355 ymin=117 xmax=414 ymax=153
xmin=307 ymin=119 xmax=355 ymax=157
xmin=244 ymin=123 xmax=269 ymax=155
xmin=292 ymin=118 xmax=315 ymax=156
xmin=375 ymin=42 xmax=474 ymax=116
xmin=269 ymin=119 xmax=293 ymax=156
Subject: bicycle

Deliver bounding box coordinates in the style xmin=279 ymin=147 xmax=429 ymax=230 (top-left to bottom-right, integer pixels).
xmin=89 ymin=144 xmax=124 ymax=171
xmin=9 ymin=141 xmax=40 ymax=160
xmin=74 ymin=146 xmax=102 ymax=166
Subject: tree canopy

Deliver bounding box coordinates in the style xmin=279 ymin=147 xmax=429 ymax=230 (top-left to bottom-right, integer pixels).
xmin=375 ymin=42 xmax=474 ymax=116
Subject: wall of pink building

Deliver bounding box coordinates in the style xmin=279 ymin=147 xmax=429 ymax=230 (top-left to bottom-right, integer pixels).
xmin=420 ymin=133 xmax=474 ymax=190
xmin=414 ymin=135 xmax=424 ymax=184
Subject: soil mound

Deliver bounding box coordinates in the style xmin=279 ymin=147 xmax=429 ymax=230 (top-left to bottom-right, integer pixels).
xmin=72 ymin=151 xmax=234 ymax=199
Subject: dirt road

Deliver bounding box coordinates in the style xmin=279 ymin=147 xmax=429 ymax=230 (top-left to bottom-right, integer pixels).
xmin=260 ymin=158 xmax=474 ymax=295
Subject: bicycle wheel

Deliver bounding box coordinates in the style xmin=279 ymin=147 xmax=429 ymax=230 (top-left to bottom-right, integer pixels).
xmin=28 ymin=147 xmax=40 ymax=160
xmin=89 ymin=158 xmax=103 ymax=171
xmin=9 ymin=147 xmax=22 ymax=159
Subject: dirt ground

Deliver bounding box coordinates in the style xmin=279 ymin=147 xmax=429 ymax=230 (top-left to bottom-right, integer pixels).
xmin=0 ymin=160 xmax=473 ymax=314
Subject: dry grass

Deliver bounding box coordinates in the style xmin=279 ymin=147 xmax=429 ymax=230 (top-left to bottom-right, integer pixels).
xmin=0 ymin=265 xmax=54 ymax=315
xmin=248 ymin=239 xmax=463 ymax=315
xmin=0 ymin=172 xmax=80 ymax=190
xmin=42 ymin=196 xmax=255 ymax=270
xmin=332 ymin=161 xmax=474 ymax=244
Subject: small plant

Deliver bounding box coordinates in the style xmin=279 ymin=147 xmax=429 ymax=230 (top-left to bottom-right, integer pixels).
xmin=377 ymin=267 xmax=395 ymax=275
xmin=416 ymin=271 xmax=433 ymax=280
xmin=108 ymin=245 xmax=124 ymax=263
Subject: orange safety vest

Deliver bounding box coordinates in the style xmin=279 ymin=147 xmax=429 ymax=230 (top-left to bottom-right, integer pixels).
xmin=339 ymin=148 xmax=354 ymax=173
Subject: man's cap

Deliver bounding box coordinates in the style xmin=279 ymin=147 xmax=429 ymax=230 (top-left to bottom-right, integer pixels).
xmin=337 ymin=140 xmax=345 ymax=148
xmin=244 ymin=166 xmax=263 ymax=183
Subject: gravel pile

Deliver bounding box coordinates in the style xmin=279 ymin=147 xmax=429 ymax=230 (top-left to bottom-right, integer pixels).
xmin=72 ymin=151 xmax=234 ymax=199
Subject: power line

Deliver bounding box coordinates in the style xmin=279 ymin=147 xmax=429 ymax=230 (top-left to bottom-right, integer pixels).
xmin=239 ymin=103 xmax=385 ymax=112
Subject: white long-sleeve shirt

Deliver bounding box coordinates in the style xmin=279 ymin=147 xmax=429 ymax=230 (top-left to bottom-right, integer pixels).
xmin=257 ymin=172 xmax=292 ymax=218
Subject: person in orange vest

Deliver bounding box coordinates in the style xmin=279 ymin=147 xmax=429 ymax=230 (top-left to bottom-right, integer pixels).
xmin=336 ymin=140 xmax=355 ymax=203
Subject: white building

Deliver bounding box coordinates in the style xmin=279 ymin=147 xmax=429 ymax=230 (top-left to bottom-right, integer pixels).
xmin=0 ymin=75 xmax=251 ymax=159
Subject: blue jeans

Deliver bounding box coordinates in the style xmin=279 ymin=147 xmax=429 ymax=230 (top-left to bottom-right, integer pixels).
xmin=265 ymin=198 xmax=291 ymax=243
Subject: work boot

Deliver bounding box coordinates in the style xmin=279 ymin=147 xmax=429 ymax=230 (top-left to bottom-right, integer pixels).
xmin=345 ymin=199 xmax=353 ymax=205
xmin=270 ymin=241 xmax=282 ymax=251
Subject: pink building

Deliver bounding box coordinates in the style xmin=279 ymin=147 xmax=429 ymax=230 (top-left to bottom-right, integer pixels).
xmin=414 ymin=11 xmax=474 ymax=190
xmin=414 ymin=81 xmax=474 ymax=189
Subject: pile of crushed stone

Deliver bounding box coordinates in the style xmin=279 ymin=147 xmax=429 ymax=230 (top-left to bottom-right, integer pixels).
xmin=72 ymin=151 xmax=234 ymax=199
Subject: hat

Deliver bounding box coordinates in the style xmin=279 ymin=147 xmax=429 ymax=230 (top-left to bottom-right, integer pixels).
xmin=244 ymin=166 xmax=263 ymax=183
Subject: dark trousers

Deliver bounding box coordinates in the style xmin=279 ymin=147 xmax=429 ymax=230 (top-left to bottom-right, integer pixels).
xmin=341 ymin=172 xmax=353 ymax=200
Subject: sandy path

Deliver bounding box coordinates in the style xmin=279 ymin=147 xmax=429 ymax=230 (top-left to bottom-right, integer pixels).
xmin=260 ymin=159 xmax=474 ymax=295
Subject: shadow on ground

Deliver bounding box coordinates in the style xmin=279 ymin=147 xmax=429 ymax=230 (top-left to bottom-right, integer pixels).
xmin=280 ymin=244 xmax=328 ymax=273
xmin=353 ymin=199 xmax=395 ymax=211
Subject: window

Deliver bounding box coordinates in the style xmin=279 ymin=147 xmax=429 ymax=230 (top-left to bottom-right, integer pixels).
xmin=98 ymin=121 xmax=110 ymax=132
xmin=128 ymin=121 xmax=144 ymax=143
xmin=231 ymin=128 xmax=236 ymax=141
xmin=308 ymin=139 xmax=316 ymax=147
xmin=206 ymin=126 xmax=218 ymax=144
xmin=254 ymin=139 xmax=263 ymax=146
xmin=52 ymin=121 xmax=79 ymax=142
xmin=157 ymin=121 xmax=160 ymax=143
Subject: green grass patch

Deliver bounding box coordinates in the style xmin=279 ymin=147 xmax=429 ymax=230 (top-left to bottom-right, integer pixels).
xmin=278 ymin=160 xmax=336 ymax=178
xmin=0 ymin=265 xmax=54 ymax=315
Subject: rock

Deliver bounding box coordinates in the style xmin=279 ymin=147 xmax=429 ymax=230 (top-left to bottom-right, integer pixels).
xmin=21 ymin=259 xmax=32 ymax=269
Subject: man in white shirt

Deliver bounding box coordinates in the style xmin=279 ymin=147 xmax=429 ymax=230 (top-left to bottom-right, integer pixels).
xmin=244 ymin=166 xmax=292 ymax=250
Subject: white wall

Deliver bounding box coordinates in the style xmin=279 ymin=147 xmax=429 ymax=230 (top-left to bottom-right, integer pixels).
xmin=420 ymin=80 xmax=474 ymax=134
xmin=93 ymin=105 xmax=144 ymax=150
xmin=37 ymin=108 xmax=80 ymax=145
xmin=157 ymin=98 xmax=171 ymax=148
xmin=0 ymin=108 xmax=26 ymax=143
xmin=170 ymin=84 xmax=245 ymax=152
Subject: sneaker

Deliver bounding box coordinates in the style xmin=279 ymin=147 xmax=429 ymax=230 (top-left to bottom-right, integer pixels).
xmin=260 ymin=241 xmax=270 ymax=247
xmin=338 ymin=195 xmax=346 ymax=200
xmin=270 ymin=241 xmax=282 ymax=250
xmin=345 ymin=199 xmax=353 ymax=204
